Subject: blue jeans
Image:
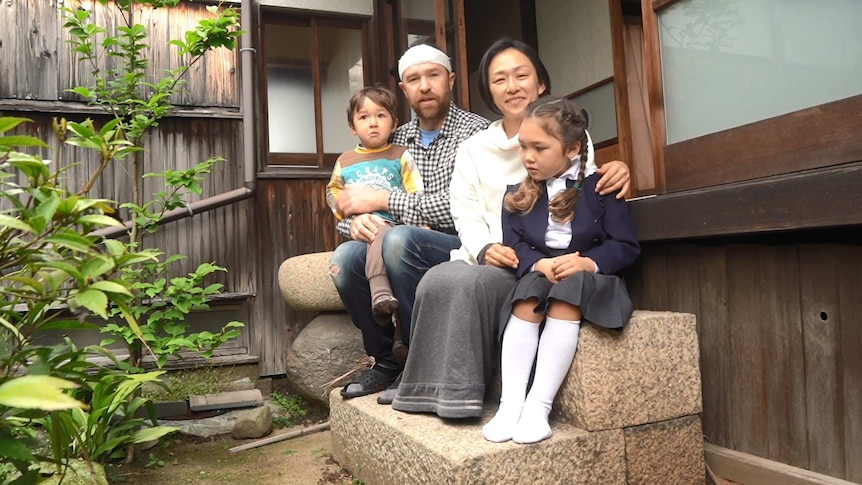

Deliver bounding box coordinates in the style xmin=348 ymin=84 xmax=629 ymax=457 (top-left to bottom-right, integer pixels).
xmin=330 ymin=226 xmax=460 ymax=367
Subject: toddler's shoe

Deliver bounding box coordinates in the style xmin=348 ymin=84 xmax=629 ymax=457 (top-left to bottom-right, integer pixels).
xmin=372 ymin=295 xmax=399 ymax=325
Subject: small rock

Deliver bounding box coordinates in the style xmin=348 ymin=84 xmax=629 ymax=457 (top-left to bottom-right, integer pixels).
xmin=223 ymin=377 xmax=255 ymax=392
xmin=231 ymin=405 xmax=273 ymax=440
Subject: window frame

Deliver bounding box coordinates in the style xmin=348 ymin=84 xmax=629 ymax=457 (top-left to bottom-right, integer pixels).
xmin=259 ymin=12 xmax=370 ymax=172
xmin=642 ymin=0 xmax=862 ymax=193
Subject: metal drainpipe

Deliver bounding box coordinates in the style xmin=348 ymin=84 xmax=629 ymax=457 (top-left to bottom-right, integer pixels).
xmin=93 ymin=0 xmax=256 ymax=239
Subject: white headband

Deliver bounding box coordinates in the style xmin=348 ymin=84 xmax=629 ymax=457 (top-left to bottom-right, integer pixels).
xmin=397 ymin=44 xmax=452 ymax=80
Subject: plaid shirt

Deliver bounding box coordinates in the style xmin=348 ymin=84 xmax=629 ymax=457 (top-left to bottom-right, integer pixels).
xmin=336 ymin=103 xmax=489 ymax=238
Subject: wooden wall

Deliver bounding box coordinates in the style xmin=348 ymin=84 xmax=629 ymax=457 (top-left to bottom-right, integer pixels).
xmin=626 ymin=237 xmax=862 ymax=482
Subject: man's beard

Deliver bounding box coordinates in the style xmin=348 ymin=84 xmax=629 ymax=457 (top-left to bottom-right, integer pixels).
xmin=412 ymin=93 xmax=450 ymax=121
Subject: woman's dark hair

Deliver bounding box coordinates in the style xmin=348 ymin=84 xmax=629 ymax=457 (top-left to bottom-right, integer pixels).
xmin=477 ymin=37 xmax=552 ymax=115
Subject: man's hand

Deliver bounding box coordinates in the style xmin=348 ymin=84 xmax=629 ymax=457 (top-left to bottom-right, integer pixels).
xmin=337 ymin=185 xmax=390 ymax=217
xmin=595 ymin=160 xmax=631 ymax=199
xmin=484 ymin=243 xmax=519 ymax=269
xmin=349 ymin=213 xmax=386 ymax=243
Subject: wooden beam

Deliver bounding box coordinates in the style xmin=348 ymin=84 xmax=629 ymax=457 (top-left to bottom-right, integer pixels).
xmin=640 ymin=0 xmax=667 ymax=193
xmin=435 ymin=0 xmax=447 ymax=53
xmin=664 ymin=94 xmax=862 ymax=193
xmin=453 ymin=0 xmax=469 ymax=110
xmin=629 ymin=161 xmax=862 ymax=241
xmin=608 ymin=0 xmax=636 ymax=197
xmin=653 ymin=0 xmax=683 ymax=12
xmin=311 ymin=18 xmax=324 ymax=168
xmin=705 ymin=444 xmax=858 ymax=485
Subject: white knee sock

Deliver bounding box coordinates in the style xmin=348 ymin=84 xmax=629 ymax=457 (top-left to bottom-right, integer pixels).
xmin=513 ymin=317 xmax=580 ymax=444
xmin=482 ymin=314 xmax=539 ymax=443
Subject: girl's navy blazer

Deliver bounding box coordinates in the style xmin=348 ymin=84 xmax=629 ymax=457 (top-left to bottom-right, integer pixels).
xmin=502 ymin=173 xmax=641 ymax=279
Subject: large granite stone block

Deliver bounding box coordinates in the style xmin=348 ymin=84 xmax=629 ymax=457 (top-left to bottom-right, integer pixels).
xmin=286 ymin=313 xmax=364 ymax=406
xmin=624 ymin=415 xmax=705 ymax=485
xmin=553 ymin=310 xmax=702 ymax=431
xmin=331 ymin=391 xmax=627 ymax=485
xmin=278 ymin=251 xmax=344 ymax=312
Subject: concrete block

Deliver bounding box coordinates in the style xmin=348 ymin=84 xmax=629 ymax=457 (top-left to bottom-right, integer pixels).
xmin=330 ymin=390 xmax=627 ymax=485
xmin=624 ymin=415 xmax=705 ymax=485
xmin=189 ymin=389 xmax=263 ymax=412
xmin=554 ymin=311 xmax=703 ymax=431
xmin=278 ymin=252 xmax=344 ymax=312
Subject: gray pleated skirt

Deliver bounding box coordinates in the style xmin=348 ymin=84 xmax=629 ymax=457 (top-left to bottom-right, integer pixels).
xmin=500 ymin=270 xmax=633 ymax=337
xmin=392 ymin=261 xmax=516 ymax=418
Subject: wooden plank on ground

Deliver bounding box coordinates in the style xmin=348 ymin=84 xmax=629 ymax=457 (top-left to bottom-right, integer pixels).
xmin=759 ymin=245 xmax=808 ymax=468
xmin=838 ymin=245 xmax=862 ymax=482
xmin=726 ymin=245 xmax=769 ymax=457
xmin=698 ymin=245 xmax=730 ymax=447
xmin=705 ymin=443 xmax=858 ymax=485
xmin=799 ymin=245 xmax=845 ymax=478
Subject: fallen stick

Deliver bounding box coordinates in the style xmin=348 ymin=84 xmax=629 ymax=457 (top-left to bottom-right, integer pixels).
xmin=228 ymin=421 xmax=331 ymax=453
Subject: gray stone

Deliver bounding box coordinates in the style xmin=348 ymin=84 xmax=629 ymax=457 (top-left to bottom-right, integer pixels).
xmin=231 ymin=405 xmax=273 ymax=440
xmin=223 ymin=377 xmax=255 ymax=392
xmin=188 ymin=389 xmax=263 ymax=412
xmin=330 ymin=390 xmax=627 ymax=485
xmin=278 ymin=251 xmax=344 ymax=312
xmin=286 ymin=313 xmax=365 ymax=406
xmin=553 ymin=311 xmax=703 ymax=431
xmin=624 ymin=415 xmax=705 ymax=485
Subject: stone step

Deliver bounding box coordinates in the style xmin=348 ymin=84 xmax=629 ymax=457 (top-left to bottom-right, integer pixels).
xmin=330 ymin=310 xmax=705 ymax=484
xmin=330 ymin=391 xmax=704 ymax=484
xmin=189 ymin=389 xmax=263 ymax=412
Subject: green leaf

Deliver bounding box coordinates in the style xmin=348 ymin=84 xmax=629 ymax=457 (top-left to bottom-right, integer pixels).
xmin=73 ymin=289 xmax=109 ymax=319
xmin=81 ymin=256 xmax=115 ymax=280
xmin=46 ymin=231 xmax=96 ymax=252
xmin=0 ymin=433 xmax=34 ymax=461
xmin=90 ymin=280 xmax=132 ymax=296
xmin=0 ymin=116 xmax=32 ymax=134
xmin=0 ymin=135 xmax=50 ymax=149
xmin=132 ymin=426 xmax=178 ymax=444
xmin=0 ymin=375 xmax=85 ymax=411
xmin=0 ymin=214 xmax=34 ymax=233
xmin=77 ymin=214 xmax=123 ymax=227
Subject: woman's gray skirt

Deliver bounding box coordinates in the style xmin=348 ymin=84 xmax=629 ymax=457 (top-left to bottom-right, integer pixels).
xmin=392 ymin=261 xmax=516 ymax=418
xmin=500 ymin=270 xmax=633 ymax=338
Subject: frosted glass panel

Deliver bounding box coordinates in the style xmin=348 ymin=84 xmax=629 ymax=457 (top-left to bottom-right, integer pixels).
xmin=659 ymin=0 xmax=862 ymax=144
xmin=320 ymin=27 xmax=365 ymax=154
xmin=266 ymin=25 xmax=315 ymax=153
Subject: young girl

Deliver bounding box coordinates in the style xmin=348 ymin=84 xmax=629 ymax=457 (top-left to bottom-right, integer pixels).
xmin=482 ymin=97 xmax=640 ymax=444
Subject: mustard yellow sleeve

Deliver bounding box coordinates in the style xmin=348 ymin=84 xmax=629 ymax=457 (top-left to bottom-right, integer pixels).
xmin=400 ymin=150 xmax=424 ymax=194
xmin=326 ymin=162 xmax=345 ymax=220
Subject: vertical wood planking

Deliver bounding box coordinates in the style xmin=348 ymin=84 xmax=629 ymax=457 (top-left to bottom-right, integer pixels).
xmin=758 ymin=245 xmax=808 ymax=468
xmin=726 ymin=245 xmax=769 ymax=457
xmin=18 ymin=0 xmax=59 ymax=100
xmin=838 ymin=245 xmax=862 ymax=482
xmin=697 ymin=245 xmax=730 ymax=447
xmin=639 ymin=244 xmax=669 ymax=310
xmin=799 ymin=245 xmax=845 ymax=478
xmin=664 ymin=244 xmax=700 ymax=315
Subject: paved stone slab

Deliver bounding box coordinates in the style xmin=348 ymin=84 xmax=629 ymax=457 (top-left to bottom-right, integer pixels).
xmin=189 ymin=389 xmax=263 ymax=412
xmin=278 ymin=251 xmax=344 ymax=312
xmin=624 ymin=415 xmax=705 ymax=485
xmin=330 ymin=390 xmax=627 ymax=485
xmin=554 ymin=310 xmax=702 ymax=431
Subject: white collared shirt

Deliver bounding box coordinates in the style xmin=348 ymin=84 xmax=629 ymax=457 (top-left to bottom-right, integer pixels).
xmin=545 ymin=160 xmax=580 ymax=249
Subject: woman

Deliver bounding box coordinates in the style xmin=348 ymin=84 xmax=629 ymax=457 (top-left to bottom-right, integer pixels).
xmin=390 ymin=38 xmax=631 ymax=418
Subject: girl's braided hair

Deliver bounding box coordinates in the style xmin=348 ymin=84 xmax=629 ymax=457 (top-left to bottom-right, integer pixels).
xmin=504 ymin=96 xmax=588 ymax=224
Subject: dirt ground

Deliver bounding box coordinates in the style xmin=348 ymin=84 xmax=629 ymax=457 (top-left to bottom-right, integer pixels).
xmin=109 ymin=428 xmax=354 ymax=485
